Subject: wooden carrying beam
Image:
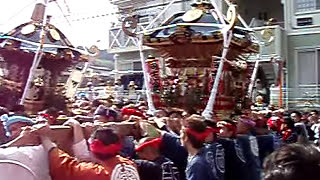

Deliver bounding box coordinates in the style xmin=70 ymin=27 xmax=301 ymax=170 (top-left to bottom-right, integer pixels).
xmin=4 ymin=123 xmax=138 ymax=154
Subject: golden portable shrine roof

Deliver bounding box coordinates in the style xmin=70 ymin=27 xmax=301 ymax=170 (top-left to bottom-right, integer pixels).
xmin=142 ymin=6 xmax=259 ymax=62
xmin=0 ymin=21 xmax=89 ymax=62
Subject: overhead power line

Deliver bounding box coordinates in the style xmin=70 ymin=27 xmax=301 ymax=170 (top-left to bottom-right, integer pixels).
xmin=52 ymin=12 xmax=119 ymax=24
xmin=5 ymin=0 xmax=37 ymax=23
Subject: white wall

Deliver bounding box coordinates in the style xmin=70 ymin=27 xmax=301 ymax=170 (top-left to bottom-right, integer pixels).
xmin=237 ymin=0 xmax=284 ymax=27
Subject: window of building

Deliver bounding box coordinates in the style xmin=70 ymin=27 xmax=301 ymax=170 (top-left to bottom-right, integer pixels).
xmin=297 ymin=49 xmax=320 ymax=86
xmin=133 ymin=61 xmax=142 ymax=71
xmin=297 ymin=50 xmax=317 ymax=85
xmin=295 ymin=0 xmax=320 ymax=13
xmin=119 ymin=62 xmax=132 ymax=71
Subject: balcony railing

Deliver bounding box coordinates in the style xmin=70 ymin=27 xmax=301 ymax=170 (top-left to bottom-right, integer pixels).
xmin=108 ymin=21 xmax=156 ymax=53
xmin=76 ymin=87 xmax=146 ymax=101
xmin=270 ymin=86 xmax=320 ymax=110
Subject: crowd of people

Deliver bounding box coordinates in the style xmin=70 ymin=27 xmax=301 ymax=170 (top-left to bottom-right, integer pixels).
xmin=0 ymin=94 xmax=320 ymax=180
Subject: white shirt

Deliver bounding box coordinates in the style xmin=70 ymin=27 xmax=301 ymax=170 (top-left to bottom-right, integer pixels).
xmin=0 ymin=140 xmax=90 ymax=180
xmin=311 ymin=123 xmax=320 ymax=139
xmin=0 ymin=145 xmax=51 ymax=180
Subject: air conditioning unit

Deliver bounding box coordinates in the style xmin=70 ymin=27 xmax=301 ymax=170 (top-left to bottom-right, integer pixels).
xmin=297 ymin=17 xmax=313 ymax=26
xmin=294 ymin=14 xmax=320 ymax=28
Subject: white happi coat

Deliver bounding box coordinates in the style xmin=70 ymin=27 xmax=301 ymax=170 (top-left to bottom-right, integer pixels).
xmin=0 ymin=145 xmax=51 ymax=180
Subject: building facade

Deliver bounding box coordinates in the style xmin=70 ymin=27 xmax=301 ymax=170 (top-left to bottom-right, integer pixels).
xmin=283 ymin=0 xmax=320 ymax=109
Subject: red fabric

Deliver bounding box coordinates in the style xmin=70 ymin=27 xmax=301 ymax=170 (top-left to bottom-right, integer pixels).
xmin=186 ymin=127 xmax=214 ymax=141
xmin=49 ymin=148 xmax=137 ymax=180
xmin=135 ymin=138 xmax=162 ymax=152
xmin=267 ymin=116 xmax=283 ymax=132
xmin=88 ymin=138 xmax=122 ymax=155
xmin=39 ymin=113 xmax=56 ymax=124
xmin=121 ymin=108 xmax=146 ymax=119
xmin=39 ymin=113 xmax=54 ymax=120
xmin=267 ymin=117 xmax=279 ymax=130
xmin=282 ymin=129 xmax=292 ymax=141
xmin=217 ymin=121 xmax=237 ymax=137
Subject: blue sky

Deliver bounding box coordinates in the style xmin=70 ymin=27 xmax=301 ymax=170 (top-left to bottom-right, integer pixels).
xmin=0 ymin=0 xmax=118 ymax=49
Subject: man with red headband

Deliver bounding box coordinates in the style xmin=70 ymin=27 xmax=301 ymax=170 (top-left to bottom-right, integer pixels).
xmin=36 ymin=123 xmax=140 ymax=180
xmin=217 ymin=120 xmax=237 ymax=138
xmin=180 ymin=116 xmax=224 ymax=180
xmin=156 ymin=115 xmax=224 ymax=180
xmin=121 ymin=107 xmax=146 ymax=121
xmin=135 ymin=137 xmax=180 ymax=180
xmin=216 ymin=119 xmax=248 ymax=180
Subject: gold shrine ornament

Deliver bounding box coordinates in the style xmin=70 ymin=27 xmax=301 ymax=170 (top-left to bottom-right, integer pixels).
xmin=261 ymin=28 xmax=275 ymax=45
xmin=182 ymin=9 xmax=203 ymax=22
xmin=49 ymin=28 xmax=61 ymax=41
xmin=21 ymin=24 xmax=36 ymax=36
xmin=89 ymin=45 xmax=100 ymax=57
xmin=226 ymin=4 xmax=237 ymax=30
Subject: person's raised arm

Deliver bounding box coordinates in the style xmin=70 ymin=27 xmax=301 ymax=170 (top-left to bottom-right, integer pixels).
xmin=35 ymin=124 xmax=110 ymax=180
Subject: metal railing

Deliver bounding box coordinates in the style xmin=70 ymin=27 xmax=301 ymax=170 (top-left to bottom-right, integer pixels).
xmin=270 ymin=86 xmax=320 ymax=110
xmin=108 ymin=22 xmax=152 ymax=53
xmin=76 ymin=87 xmax=146 ymax=101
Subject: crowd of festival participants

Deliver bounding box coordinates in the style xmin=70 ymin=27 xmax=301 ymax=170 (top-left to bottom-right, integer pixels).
xmin=0 ymin=95 xmax=320 ymax=180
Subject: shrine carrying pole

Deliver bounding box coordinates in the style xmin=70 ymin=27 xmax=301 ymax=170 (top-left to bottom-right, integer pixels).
xmin=201 ymin=31 xmax=233 ymax=120
xmin=137 ymin=34 xmax=156 ymax=114
xmin=20 ymin=0 xmax=49 ymax=105
xmin=136 ymin=0 xmax=178 ymax=115
xmin=247 ymin=60 xmax=260 ymax=98
xmin=201 ymin=0 xmax=235 ymax=120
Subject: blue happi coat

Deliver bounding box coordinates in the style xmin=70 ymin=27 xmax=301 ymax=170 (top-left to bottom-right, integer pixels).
xmin=161 ymin=132 xmax=225 ymax=180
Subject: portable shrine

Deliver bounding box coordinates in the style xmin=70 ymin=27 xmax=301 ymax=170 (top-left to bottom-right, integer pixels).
xmin=123 ymin=0 xmax=262 ymax=120
xmin=0 ymin=1 xmax=88 ymax=113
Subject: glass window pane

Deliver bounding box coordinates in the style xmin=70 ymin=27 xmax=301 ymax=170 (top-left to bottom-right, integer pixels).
xmin=295 ymin=0 xmax=317 ymax=12
xmin=133 ymin=61 xmax=142 ymax=71
xmin=298 ymin=51 xmax=316 ymax=85
xmin=119 ymin=62 xmax=132 ymax=71
xmin=318 ymin=50 xmax=320 ymax=83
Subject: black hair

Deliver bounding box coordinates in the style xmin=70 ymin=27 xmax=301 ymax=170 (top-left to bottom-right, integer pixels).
xmin=310 ymin=110 xmax=319 ymax=115
xmin=283 ymin=111 xmax=290 ymax=117
xmin=204 ymin=120 xmax=217 ymax=128
xmin=45 ymin=107 xmax=58 ymax=117
xmin=90 ymin=128 xmax=120 ymax=160
xmin=283 ymin=116 xmax=295 ymax=130
xmin=265 ymin=112 xmax=272 ymax=119
xmin=263 ymin=144 xmax=320 ymax=180
xmin=168 ymin=111 xmax=183 ymax=118
xmin=291 ymin=111 xmax=302 ymax=118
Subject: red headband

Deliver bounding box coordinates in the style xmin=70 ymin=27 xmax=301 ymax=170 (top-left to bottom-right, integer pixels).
xmin=40 ymin=113 xmax=54 ymax=120
xmin=136 ymin=138 xmax=162 ymax=152
xmin=88 ymin=138 xmax=122 ymax=155
xmin=186 ymin=127 xmax=214 ymax=141
xmin=122 ymin=108 xmax=146 ymax=119
xmin=218 ymin=121 xmax=237 ymax=136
